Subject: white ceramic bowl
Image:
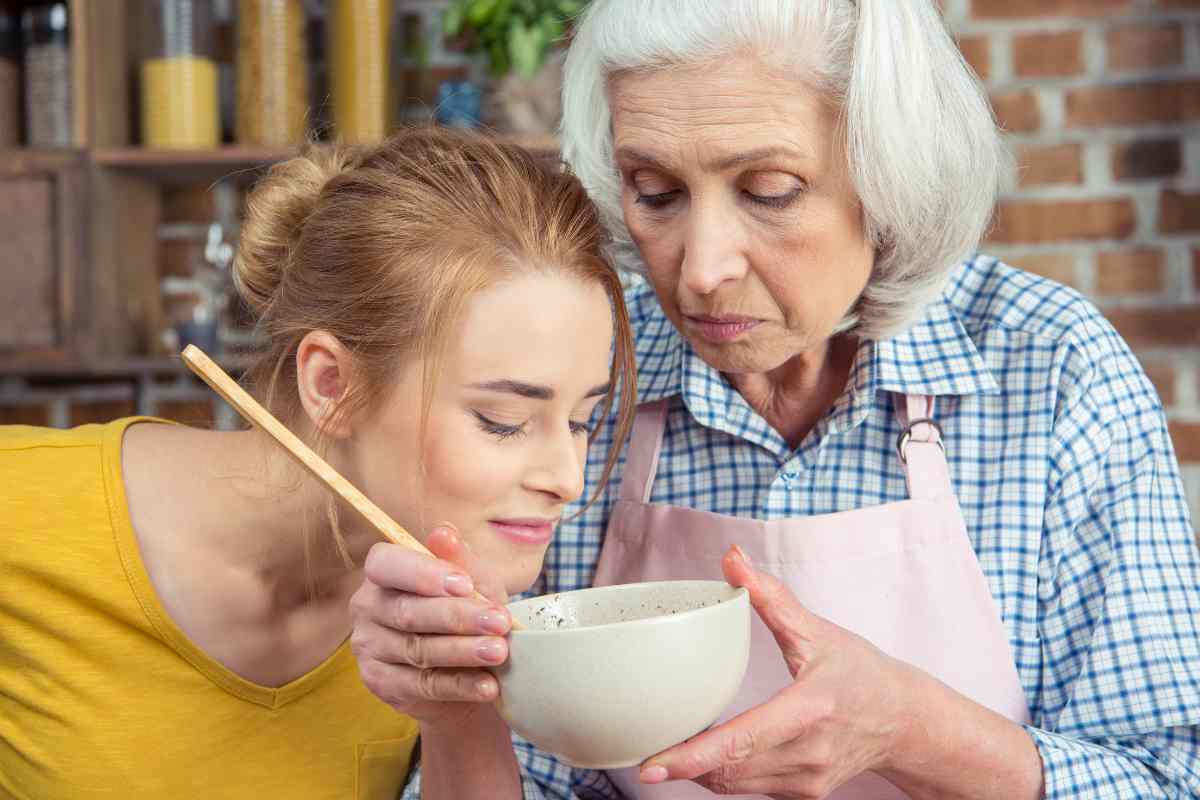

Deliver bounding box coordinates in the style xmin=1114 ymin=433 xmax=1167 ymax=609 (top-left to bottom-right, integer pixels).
xmin=491 ymin=580 xmax=750 ymax=769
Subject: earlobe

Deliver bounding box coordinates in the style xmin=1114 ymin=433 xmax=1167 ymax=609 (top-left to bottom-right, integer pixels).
xmin=295 ymin=330 xmax=356 ymax=439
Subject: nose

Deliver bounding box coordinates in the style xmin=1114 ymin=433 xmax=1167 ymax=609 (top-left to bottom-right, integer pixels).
xmin=524 ymin=427 xmax=586 ymax=504
xmin=680 ymin=198 xmax=748 ymax=296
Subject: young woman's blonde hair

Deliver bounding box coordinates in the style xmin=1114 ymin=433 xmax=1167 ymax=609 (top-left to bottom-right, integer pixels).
xmin=233 ymin=127 xmax=637 ymax=555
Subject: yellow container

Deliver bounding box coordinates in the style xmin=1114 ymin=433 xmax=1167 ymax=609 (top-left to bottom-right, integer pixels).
xmin=236 ymin=0 xmax=309 ymax=146
xmin=330 ymin=0 xmax=392 ymax=144
xmin=141 ymin=55 xmax=220 ymax=149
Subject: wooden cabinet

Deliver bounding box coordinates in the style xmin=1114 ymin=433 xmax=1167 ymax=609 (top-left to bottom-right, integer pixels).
xmin=0 ymin=151 xmax=87 ymax=362
xmin=0 ymin=0 xmax=558 ymax=374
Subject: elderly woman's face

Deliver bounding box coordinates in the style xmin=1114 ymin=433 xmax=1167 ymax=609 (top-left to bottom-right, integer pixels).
xmin=611 ymin=54 xmax=874 ymax=374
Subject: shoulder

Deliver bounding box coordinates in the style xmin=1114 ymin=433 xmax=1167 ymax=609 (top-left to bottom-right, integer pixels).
xmin=946 ymin=254 xmax=1118 ymax=354
xmin=947 ymin=255 xmax=1153 ymax=404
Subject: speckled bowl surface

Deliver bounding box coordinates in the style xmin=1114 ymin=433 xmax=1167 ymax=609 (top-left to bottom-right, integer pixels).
xmin=491 ymin=580 xmax=751 ymax=769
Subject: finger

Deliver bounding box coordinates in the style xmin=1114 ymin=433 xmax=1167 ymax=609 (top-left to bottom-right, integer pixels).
xmin=722 ymin=545 xmax=814 ymax=669
xmin=428 ymin=525 xmax=510 ymax=606
xmin=692 ymin=771 xmax=797 ymax=797
xmin=354 ymin=585 xmax=511 ymax=636
xmin=351 ymin=620 xmax=510 ymax=668
xmin=641 ymin=685 xmax=811 ymax=782
xmin=362 ymin=538 xmax=475 ymax=598
xmin=359 ymin=659 xmax=499 ymax=708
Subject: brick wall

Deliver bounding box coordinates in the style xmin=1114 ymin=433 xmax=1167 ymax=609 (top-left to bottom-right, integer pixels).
xmin=947 ymin=0 xmax=1200 ymax=519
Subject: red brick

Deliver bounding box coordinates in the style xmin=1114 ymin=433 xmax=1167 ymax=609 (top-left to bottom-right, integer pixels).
xmin=957 ymin=35 xmax=991 ymax=81
xmin=1013 ymin=31 xmax=1085 ymax=78
xmin=1160 ymin=191 xmax=1200 ymax=234
xmin=1016 ymin=142 xmax=1084 ymax=187
xmin=1106 ymin=23 xmax=1185 ymax=72
xmin=1111 ymin=139 xmax=1182 ymax=181
xmin=70 ymin=400 xmax=137 ymax=426
xmin=1153 ymin=0 xmax=1200 ymax=9
xmin=990 ymin=91 xmax=1042 ymax=134
xmin=1105 ymin=306 xmax=1200 ymax=348
xmin=989 ymin=198 xmax=1137 ymax=244
xmin=1011 ymin=253 xmax=1078 ymax=286
xmin=1095 ymin=248 xmax=1167 ymax=294
xmin=1066 ymin=81 xmax=1200 ymax=128
xmin=1168 ymin=421 xmax=1200 ymax=462
xmin=0 ymin=404 xmax=49 ymax=426
xmin=972 ymin=0 xmax=1132 ymax=18
xmin=1193 ymin=248 xmax=1200 ymax=292
xmin=1138 ymin=359 xmax=1177 ymax=406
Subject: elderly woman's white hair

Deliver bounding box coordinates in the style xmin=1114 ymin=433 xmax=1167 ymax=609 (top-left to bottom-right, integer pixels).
xmin=561 ymin=0 xmax=1010 ymax=339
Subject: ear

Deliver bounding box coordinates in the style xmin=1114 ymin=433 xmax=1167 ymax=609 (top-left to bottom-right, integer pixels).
xmin=295 ymin=331 xmax=357 ymax=439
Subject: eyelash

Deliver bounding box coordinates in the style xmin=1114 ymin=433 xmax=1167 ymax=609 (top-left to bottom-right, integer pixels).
xmin=634 ymin=187 xmax=803 ymax=211
xmin=473 ymin=412 xmax=591 ymax=440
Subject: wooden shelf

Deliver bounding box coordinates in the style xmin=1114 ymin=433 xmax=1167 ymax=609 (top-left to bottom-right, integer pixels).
xmin=0 ymin=352 xmax=257 ymax=380
xmin=91 ymin=147 xmax=296 ymax=185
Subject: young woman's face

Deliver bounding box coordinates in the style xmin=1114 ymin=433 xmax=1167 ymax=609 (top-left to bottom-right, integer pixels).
xmin=351 ymin=272 xmax=615 ymax=594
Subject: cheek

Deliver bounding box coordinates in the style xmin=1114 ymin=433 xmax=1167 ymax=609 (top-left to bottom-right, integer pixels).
xmin=418 ymin=422 xmax=513 ymax=514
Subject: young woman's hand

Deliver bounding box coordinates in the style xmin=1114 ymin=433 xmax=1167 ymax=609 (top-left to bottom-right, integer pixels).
xmin=349 ymin=524 xmax=513 ymax=728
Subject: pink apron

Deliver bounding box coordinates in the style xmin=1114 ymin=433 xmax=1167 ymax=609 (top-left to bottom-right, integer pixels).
xmin=592 ymin=394 xmax=1031 ymax=799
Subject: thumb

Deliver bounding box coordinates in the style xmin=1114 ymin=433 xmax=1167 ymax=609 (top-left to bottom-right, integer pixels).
xmin=722 ymin=545 xmax=812 ymax=676
xmin=427 ymin=523 xmax=509 ymax=606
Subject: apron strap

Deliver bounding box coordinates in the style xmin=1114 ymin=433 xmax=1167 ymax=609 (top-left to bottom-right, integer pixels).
xmin=617 ymin=399 xmax=671 ymax=503
xmin=894 ymin=393 xmax=954 ymax=501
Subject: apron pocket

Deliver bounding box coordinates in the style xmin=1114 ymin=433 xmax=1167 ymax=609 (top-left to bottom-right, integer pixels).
xmin=356 ymin=732 xmax=419 ymax=800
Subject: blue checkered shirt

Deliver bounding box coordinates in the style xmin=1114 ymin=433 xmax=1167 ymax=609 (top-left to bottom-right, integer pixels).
xmin=402 ymin=255 xmax=1200 ymax=799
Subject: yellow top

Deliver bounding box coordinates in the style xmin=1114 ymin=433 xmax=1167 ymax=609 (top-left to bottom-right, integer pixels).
xmin=0 ymin=419 xmax=418 ymax=800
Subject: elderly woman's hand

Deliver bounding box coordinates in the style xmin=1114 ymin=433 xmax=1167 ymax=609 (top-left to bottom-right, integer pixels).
xmin=639 ymin=546 xmax=918 ymax=799
xmin=348 ymin=524 xmax=513 ymax=728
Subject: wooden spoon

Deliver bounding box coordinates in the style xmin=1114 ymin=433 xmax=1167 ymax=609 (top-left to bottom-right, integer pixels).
xmin=180 ymin=345 xmax=519 ymax=626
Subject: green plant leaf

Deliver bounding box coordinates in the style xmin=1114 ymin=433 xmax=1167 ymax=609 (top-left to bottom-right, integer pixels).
xmin=467 ymin=0 xmax=502 ymax=26
xmin=443 ymin=3 xmax=465 ymax=36
xmin=508 ymin=18 xmax=541 ymax=78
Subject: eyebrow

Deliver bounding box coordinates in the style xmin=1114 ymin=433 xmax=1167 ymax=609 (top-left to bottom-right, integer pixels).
xmin=468 ymin=380 xmax=612 ymax=400
xmin=616 ymin=145 xmax=809 ymax=173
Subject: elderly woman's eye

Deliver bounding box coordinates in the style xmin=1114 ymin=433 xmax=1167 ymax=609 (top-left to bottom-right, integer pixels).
xmin=744 ymin=188 xmax=803 ymax=209
xmin=636 ymin=190 xmax=681 ymax=208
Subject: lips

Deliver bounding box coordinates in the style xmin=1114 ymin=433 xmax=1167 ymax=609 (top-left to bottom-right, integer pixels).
xmin=683 ymin=313 xmax=762 ymax=343
xmin=489 ymin=518 xmax=558 ymax=546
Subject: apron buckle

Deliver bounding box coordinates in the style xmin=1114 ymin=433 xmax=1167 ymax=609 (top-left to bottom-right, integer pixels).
xmin=897 ymin=417 xmax=945 ymax=464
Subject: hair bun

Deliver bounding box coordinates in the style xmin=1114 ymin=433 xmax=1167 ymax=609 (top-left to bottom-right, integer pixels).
xmin=234 ymin=145 xmax=357 ymax=317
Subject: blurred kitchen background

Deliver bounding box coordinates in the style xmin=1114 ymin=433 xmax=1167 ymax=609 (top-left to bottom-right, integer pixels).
xmin=0 ymin=0 xmax=1197 ymax=521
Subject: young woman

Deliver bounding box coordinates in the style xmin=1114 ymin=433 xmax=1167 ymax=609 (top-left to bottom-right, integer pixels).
xmin=0 ymin=127 xmax=635 ymax=800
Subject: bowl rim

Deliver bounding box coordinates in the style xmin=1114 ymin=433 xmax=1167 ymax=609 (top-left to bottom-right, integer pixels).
xmin=506 ymin=580 xmax=749 ymax=638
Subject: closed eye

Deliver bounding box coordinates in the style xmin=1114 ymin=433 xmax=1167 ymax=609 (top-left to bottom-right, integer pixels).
xmin=473 ymin=411 xmax=526 ymax=440
xmin=636 ymin=190 xmax=681 ymax=208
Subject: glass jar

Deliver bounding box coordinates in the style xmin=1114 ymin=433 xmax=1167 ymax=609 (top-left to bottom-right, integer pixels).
xmin=235 ymin=0 xmax=308 ymax=146
xmin=142 ymin=0 xmax=220 ymax=148
xmin=22 ymin=2 xmax=72 ymax=148
xmin=0 ymin=8 xmax=19 ymax=148
xmin=329 ymin=0 xmax=391 ymax=144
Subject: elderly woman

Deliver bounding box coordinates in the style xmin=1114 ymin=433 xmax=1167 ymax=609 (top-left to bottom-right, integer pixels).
xmin=352 ymin=1 xmax=1200 ymax=798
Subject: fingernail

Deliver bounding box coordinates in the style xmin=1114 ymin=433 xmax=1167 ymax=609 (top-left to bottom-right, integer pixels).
xmin=444 ymin=573 xmax=474 ymax=597
xmin=476 ymin=640 xmax=506 ymax=664
xmin=640 ymin=766 xmax=669 ymax=783
xmin=478 ymin=609 xmax=511 ymax=635
xmin=732 ymin=544 xmax=751 ymax=565
xmin=476 ymin=678 xmax=497 ymax=699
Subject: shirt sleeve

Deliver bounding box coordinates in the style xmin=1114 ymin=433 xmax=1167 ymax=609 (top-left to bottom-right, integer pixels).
xmin=1029 ymin=314 xmax=1200 ymax=798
